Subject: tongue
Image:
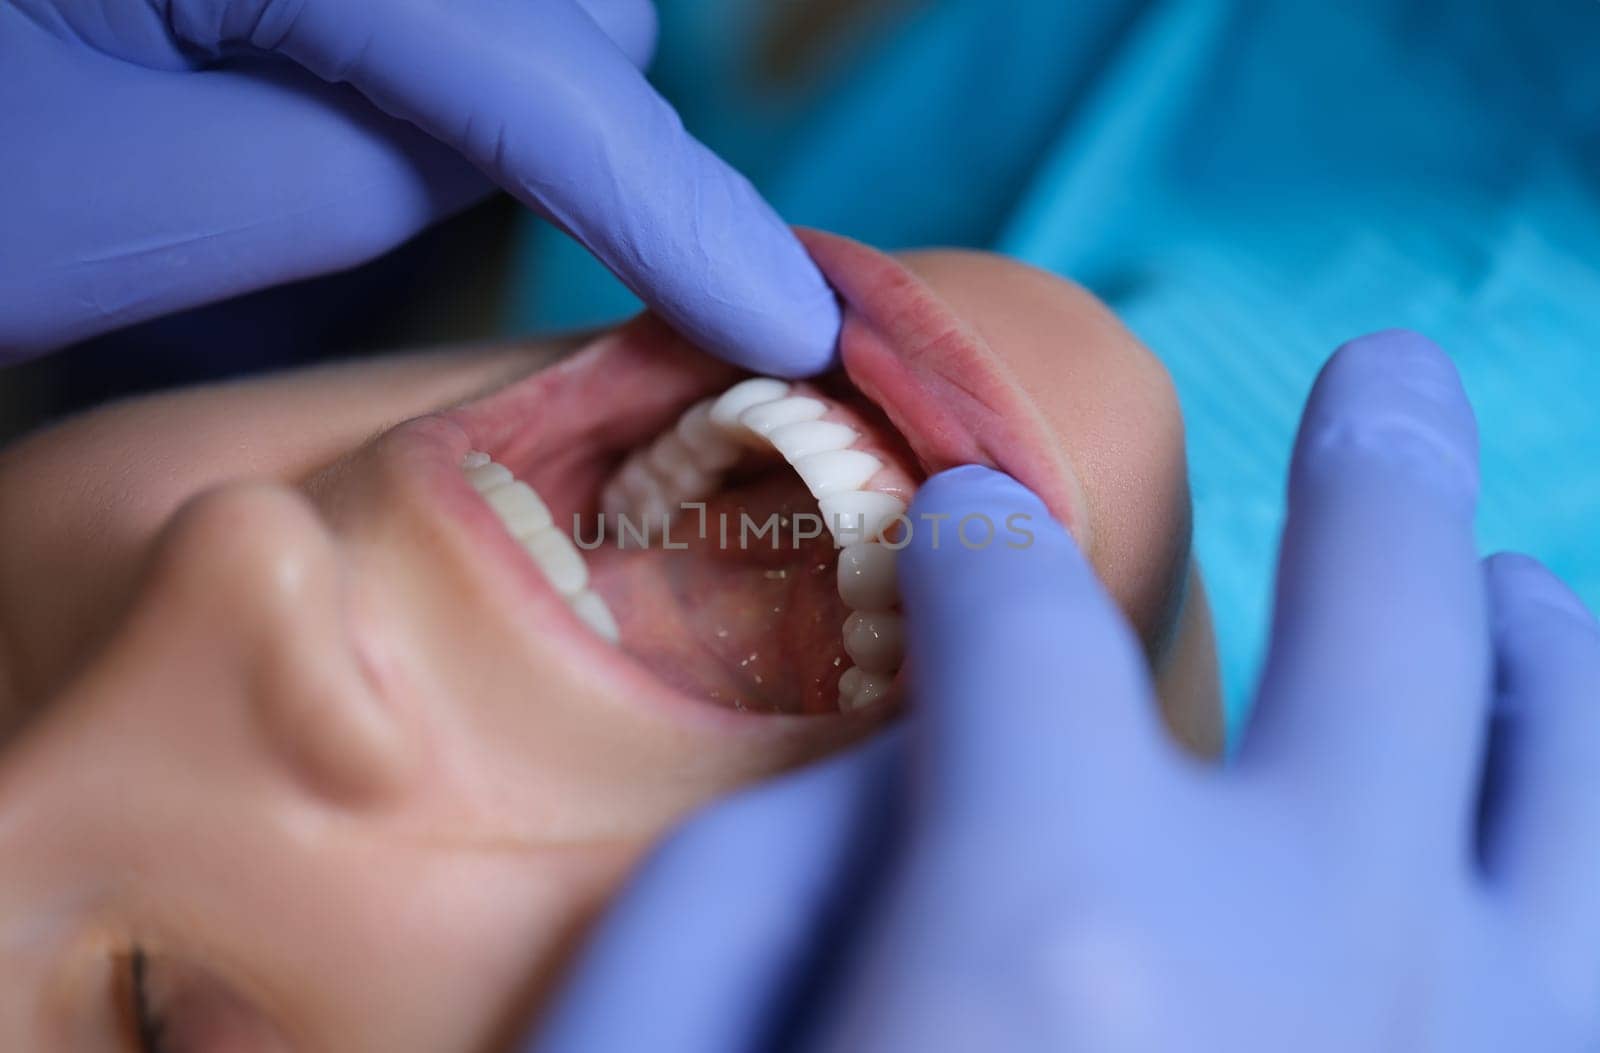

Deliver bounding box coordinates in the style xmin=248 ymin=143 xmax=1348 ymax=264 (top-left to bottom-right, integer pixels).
xmin=586 ymin=468 xmax=851 ymax=715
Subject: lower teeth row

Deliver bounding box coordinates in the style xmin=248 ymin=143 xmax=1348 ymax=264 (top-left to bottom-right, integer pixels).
xmin=460 ymin=450 xmax=621 ymax=644
xmin=463 ymin=376 xmax=911 ymax=713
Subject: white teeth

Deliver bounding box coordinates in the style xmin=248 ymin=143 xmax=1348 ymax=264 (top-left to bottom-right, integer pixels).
xmin=715 ymin=381 xmax=908 ymax=712
xmin=462 ymin=452 xmax=615 ymax=644
xmin=570 ymin=589 xmax=620 ymax=643
xmin=646 ymin=434 xmax=714 ymax=497
xmin=603 ymin=409 xmax=722 ymax=540
xmin=837 ymin=542 xmax=899 ymax=610
xmin=739 ymin=396 xmax=827 ymax=437
xmin=838 ymin=666 xmax=894 ymax=711
xmin=710 ymin=378 xmax=789 ymax=433
xmin=484 ymin=481 xmax=553 ymax=537
xmin=635 ymin=488 xmax=671 ymax=532
xmin=837 ymin=540 xmax=903 ymax=709
xmin=617 ymin=459 xmax=660 ymax=504
xmin=843 ymin=610 xmax=904 ymax=674
xmin=794 ymin=449 xmax=883 ymax=499
xmin=521 ymin=526 xmax=588 ymax=596
xmin=609 ymin=379 xmax=899 ymax=550
xmin=675 ymin=400 xmax=742 ymax=472
xmin=600 ymin=480 xmax=630 ymax=524
xmin=616 ymin=459 xmax=671 ymax=537
xmin=466 ymin=461 xmax=514 ymax=494
xmin=768 ymin=420 xmax=858 ymax=461
xmin=818 ymin=490 xmax=907 ymax=546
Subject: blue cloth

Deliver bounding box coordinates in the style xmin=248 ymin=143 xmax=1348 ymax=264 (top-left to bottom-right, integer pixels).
xmin=507 ymin=0 xmax=1600 ymax=739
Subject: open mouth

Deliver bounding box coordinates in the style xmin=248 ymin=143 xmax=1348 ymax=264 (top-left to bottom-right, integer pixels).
xmin=433 ymin=232 xmax=1083 ymax=719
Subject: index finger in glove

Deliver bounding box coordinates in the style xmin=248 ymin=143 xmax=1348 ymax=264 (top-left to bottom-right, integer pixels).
xmin=184 ymin=0 xmax=840 ymax=376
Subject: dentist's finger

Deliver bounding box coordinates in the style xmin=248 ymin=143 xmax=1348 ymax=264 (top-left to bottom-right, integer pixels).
xmin=0 ymin=38 xmax=485 ymax=356
xmin=195 ymin=0 xmax=840 ymax=376
xmin=1246 ymin=330 xmax=1489 ymax=829
xmin=898 ymin=467 xmax=1169 ymax=840
xmin=532 ymin=733 xmax=900 ymax=1053
xmin=1477 ymin=553 xmax=1600 ymax=991
xmin=567 ymin=0 xmax=660 ymax=70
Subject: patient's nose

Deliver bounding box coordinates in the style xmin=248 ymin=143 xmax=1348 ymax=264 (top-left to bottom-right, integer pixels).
xmin=141 ymin=481 xmax=417 ymax=803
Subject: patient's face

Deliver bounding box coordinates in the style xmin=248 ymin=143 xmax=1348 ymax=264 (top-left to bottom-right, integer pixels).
xmin=0 ymin=236 xmax=1209 ymax=1051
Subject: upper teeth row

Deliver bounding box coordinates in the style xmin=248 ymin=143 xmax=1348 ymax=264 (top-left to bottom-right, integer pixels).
xmin=460 ymin=450 xmax=620 ymax=644
xmin=604 ymin=379 xmax=908 ymax=549
xmin=603 ymin=378 xmax=910 ymax=712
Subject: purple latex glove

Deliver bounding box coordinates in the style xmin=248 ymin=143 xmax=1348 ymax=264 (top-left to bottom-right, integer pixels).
xmin=0 ymin=0 xmax=839 ymax=375
xmin=531 ymin=331 xmax=1600 ymax=1051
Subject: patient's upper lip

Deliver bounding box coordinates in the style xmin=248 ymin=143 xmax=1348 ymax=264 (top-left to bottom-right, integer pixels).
xmin=798 ymin=229 xmax=1089 ymax=542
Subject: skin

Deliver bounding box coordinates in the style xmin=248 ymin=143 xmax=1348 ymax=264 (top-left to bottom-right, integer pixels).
xmin=0 ymin=251 xmax=1218 ymax=1051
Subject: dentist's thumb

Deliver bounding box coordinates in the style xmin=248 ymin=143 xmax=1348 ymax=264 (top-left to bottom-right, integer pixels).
xmin=897 ymin=466 xmax=1164 ymax=828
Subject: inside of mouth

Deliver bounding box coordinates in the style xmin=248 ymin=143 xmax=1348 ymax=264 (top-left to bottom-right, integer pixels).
xmin=475 ymin=319 xmax=920 ymax=717
xmin=586 ymin=463 xmax=853 ymax=715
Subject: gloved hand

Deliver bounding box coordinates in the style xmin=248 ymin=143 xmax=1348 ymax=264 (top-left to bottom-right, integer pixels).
xmin=0 ymin=0 xmax=837 ymax=375
xmin=531 ymin=330 xmax=1600 ymax=1051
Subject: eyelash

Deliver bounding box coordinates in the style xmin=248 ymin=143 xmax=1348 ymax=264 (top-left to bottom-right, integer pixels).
xmin=129 ymin=946 xmax=171 ymax=1053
